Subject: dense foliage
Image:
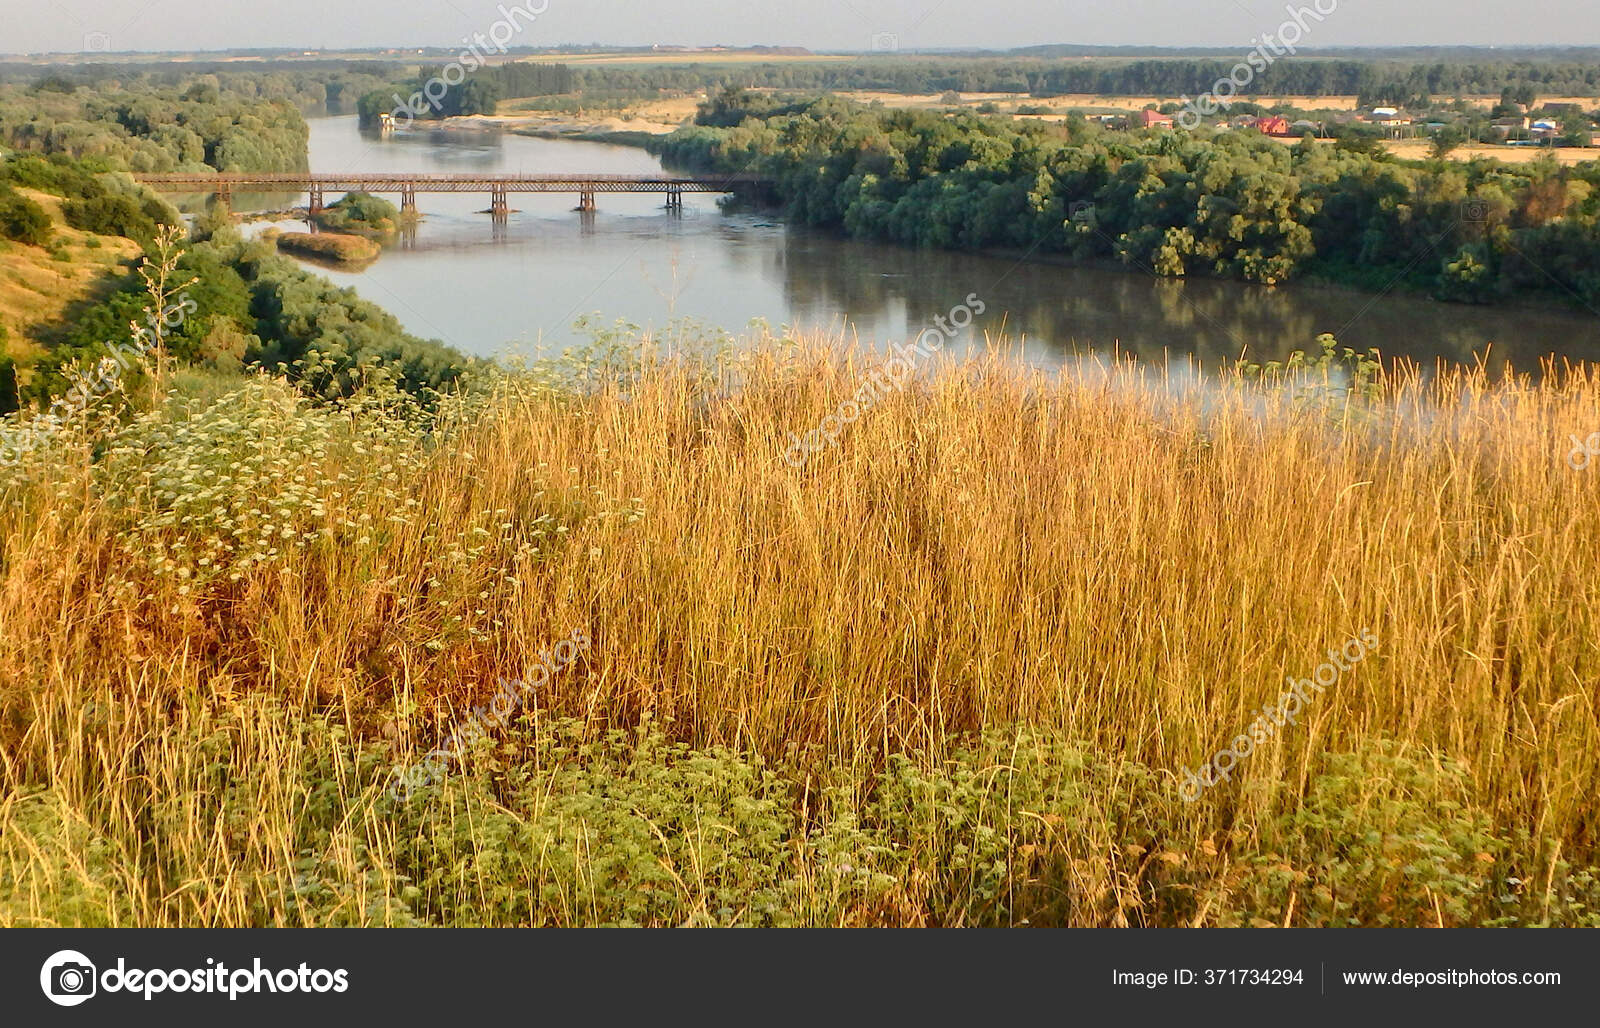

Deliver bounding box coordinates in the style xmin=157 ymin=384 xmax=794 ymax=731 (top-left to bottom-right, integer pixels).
xmin=24 ymin=226 xmax=470 ymax=405
xmin=356 ymin=63 xmax=575 ymax=127
xmin=0 ymin=63 xmax=405 ymax=118
xmin=573 ymin=55 xmax=1600 ymax=105
xmin=312 ymin=191 xmax=401 ymax=236
xmin=659 ymin=93 xmax=1600 ymax=303
xmin=0 ymin=79 xmax=309 ymax=174
xmin=5 ymin=161 xmax=464 ymax=407
xmin=1 ymin=155 xmax=178 ymax=245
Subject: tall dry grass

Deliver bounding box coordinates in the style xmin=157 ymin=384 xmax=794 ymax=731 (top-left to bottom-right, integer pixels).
xmin=2 ymin=332 xmax=1598 ymax=925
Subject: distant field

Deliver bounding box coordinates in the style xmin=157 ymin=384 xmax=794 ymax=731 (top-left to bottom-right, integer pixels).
xmin=540 ymin=51 xmax=853 ymax=66
xmin=1384 ymin=138 xmax=1599 ymax=165
xmin=480 ymin=94 xmax=699 ymax=135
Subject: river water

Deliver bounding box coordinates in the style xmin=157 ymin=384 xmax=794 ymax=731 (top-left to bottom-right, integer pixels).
xmin=229 ymin=116 xmax=1600 ymax=369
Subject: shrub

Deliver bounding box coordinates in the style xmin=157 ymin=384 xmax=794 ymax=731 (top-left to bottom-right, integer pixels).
xmin=0 ymin=354 xmax=18 ymax=416
xmin=311 ymin=191 xmax=399 ymax=237
xmin=61 ymin=193 xmax=160 ymax=245
xmin=0 ymin=186 xmax=51 ymax=247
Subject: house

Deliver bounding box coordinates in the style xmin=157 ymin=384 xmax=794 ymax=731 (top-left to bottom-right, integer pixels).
xmin=1140 ymin=109 xmax=1174 ymax=129
xmin=1490 ymin=116 xmax=1530 ymax=138
xmin=1256 ymin=116 xmax=1293 ymax=136
xmin=1531 ymin=119 xmax=1560 ymax=142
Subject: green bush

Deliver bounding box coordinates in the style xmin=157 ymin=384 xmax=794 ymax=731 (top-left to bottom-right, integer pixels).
xmin=0 ymin=185 xmax=50 ymax=247
xmin=0 ymin=354 xmax=18 ymax=416
xmin=61 ymin=193 xmax=159 ymax=245
xmin=311 ymin=191 xmax=399 ymax=237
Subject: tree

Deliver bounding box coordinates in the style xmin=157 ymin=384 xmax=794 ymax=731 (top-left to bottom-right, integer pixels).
xmin=449 ymin=78 xmax=502 ymax=118
xmin=1429 ymin=125 xmax=1466 ymax=160
xmin=1559 ymin=113 xmax=1594 ymax=149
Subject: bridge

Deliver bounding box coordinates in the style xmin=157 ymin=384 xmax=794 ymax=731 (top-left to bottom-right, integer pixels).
xmin=135 ymin=172 xmax=772 ymax=216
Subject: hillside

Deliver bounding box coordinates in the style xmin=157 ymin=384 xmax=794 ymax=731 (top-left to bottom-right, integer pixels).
xmin=0 ymin=188 xmax=141 ymax=372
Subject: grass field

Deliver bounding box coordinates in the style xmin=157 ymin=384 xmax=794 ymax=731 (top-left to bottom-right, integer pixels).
xmin=0 ymin=189 xmax=139 ymax=364
xmin=3 ymin=330 xmax=1599 ymax=926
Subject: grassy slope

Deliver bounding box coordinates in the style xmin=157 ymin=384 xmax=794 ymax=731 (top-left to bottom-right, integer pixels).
xmin=0 ymin=189 xmax=141 ymax=370
xmin=2 ymin=336 xmax=1599 ymax=926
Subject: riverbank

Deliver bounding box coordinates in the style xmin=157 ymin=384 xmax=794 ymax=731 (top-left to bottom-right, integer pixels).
xmin=437 ymin=94 xmax=694 ymax=141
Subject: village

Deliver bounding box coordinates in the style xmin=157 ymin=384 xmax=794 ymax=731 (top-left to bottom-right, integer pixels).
xmin=1102 ymin=94 xmax=1600 ymax=154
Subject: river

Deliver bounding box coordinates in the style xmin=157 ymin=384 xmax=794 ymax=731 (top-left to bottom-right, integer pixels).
xmin=227 ymin=115 xmax=1600 ymax=370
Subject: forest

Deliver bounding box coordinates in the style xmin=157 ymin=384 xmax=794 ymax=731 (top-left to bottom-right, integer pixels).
xmin=658 ymin=91 xmax=1600 ymax=304
xmin=571 ymin=56 xmax=1600 ymax=106
xmin=0 ymin=77 xmax=309 ymax=173
xmin=15 ymin=51 xmax=1600 ymax=114
xmin=355 ymin=63 xmax=575 ymax=126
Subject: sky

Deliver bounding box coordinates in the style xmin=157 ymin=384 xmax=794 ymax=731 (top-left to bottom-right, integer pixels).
xmin=5 ymin=0 xmax=1600 ymax=55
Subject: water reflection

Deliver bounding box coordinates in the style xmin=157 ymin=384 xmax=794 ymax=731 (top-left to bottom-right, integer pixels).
xmin=211 ymin=116 xmax=1599 ymax=370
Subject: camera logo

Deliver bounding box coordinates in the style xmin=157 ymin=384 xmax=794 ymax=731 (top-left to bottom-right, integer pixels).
xmin=41 ymin=950 xmax=97 ymax=1007
xmin=1069 ymin=200 xmax=1098 ymax=227
xmin=83 ymin=31 xmax=112 ymax=53
xmin=1461 ymin=199 xmax=1490 ymax=223
xmin=870 ymin=32 xmax=899 ymax=52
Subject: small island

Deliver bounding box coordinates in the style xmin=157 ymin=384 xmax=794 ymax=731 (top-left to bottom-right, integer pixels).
xmin=274 ymin=191 xmax=403 ymax=266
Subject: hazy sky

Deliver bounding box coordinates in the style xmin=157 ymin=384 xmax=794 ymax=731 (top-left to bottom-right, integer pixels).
xmin=6 ymin=0 xmax=1600 ymax=55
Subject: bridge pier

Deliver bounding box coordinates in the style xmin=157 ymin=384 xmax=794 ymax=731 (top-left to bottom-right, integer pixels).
xmin=136 ymin=174 xmax=773 ymax=224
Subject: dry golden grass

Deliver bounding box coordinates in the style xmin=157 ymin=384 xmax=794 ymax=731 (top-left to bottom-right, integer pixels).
xmin=2 ymin=334 xmax=1599 ymax=925
xmin=0 ymin=189 xmax=139 ymax=357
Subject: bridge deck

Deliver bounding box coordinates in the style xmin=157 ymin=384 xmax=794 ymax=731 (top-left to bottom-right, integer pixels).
xmin=137 ymin=173 xmax=767 ymax=194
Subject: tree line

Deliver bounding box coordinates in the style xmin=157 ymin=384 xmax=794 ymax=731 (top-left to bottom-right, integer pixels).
xmin=0 ymin=78 xmax=309 ymax=174
xmin=576 ymin=57 xmax=1600 ymax=105
xmin=657 ymin=91 xmax=1600 ymax=306
xmin=356 ymin=63 xmax=575 ymax=127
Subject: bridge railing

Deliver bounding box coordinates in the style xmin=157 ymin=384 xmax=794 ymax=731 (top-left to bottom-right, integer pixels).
xmin=136 ymin=173 xmax=770 ymax=193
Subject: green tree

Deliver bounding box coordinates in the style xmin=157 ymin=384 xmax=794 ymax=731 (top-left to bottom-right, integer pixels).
xmin=1430 ymin=125 xmax=1466 ymax=160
